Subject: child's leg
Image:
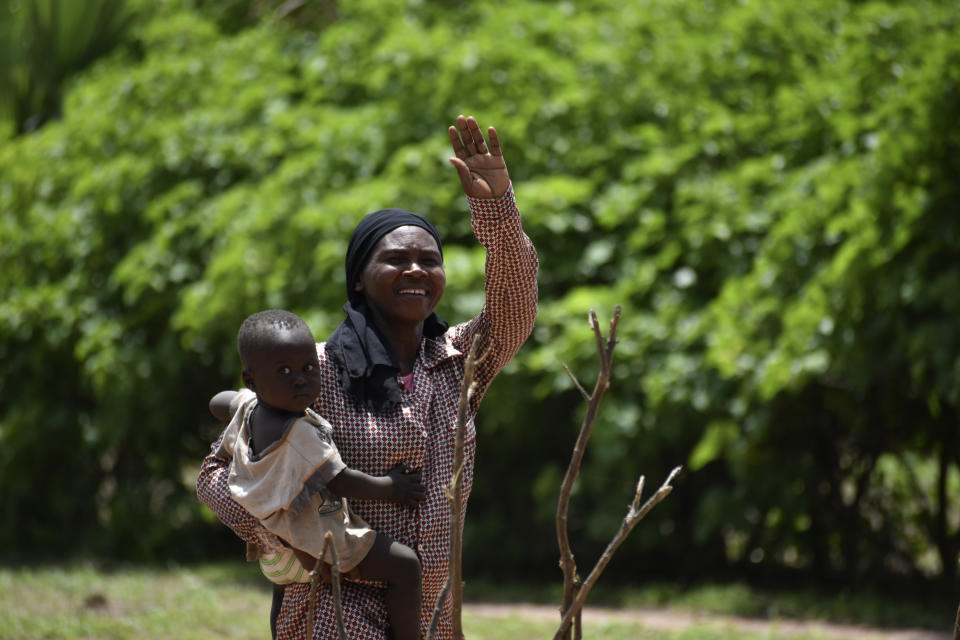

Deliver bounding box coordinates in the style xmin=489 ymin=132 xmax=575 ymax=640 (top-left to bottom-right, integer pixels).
xmin=353 ymin=534 xmax=421 ymax=640
xmin=269 ymin=584 xmax=284 ymax=640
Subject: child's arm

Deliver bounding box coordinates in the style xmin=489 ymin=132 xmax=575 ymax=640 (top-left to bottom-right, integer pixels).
xmin=289 ymin=465 xmax=424 ymax=574
xmin=326 ymin=463 xmax=425 ymax=507
xmin=209 ymin=390 xmax=240 ymax=422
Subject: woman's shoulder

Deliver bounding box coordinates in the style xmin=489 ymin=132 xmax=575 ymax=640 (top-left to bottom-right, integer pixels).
xmin=313 ymin=342 xmax=347 ymax=405
xmin=315 ymin=341 xmax=334 ymax=365
xmin=441 ymin=314 xmax=490 ymax=352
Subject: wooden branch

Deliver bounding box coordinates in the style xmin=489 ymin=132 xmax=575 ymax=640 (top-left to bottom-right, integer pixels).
xmin=426 ymin=334 xmax=483 ymax=640
xmin=562 ymin=363 xmax=590 ymax=402
xmin=953 ymin=600 xmax=960 ymax=640
xmin=327 ymin=532 xmax=346 ymax=640
xmin=426 ymin=577 xmax=453 ymax=640
xmin=275 ymin=0 xmax=307 ymax=19
xmin=306 ymin=570 xmax=318 ymax=639
xmin=450 ymin=335 xmax=481 ymax=638
xmin=553 ymin=466 xmax=681 ymax=640
xmin=555 ymin=306 xmax=621 ymax=640
xmin=306 ymin=532 xmax=345 ymax=640
xmin=554 ymin=306 xmax=681 ymax=640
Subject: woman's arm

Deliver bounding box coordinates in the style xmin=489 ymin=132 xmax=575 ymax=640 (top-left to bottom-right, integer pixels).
xmin=447 ymin=116 xmax=539 ymax=407
xmin=465 ymin=185 xmax=539 ymax=374
xmin=196 ymin=436 xmax=285 ymax=552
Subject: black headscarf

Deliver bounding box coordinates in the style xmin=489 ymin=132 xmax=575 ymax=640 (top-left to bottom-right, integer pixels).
xmin=326 ymin=208 xmax=448 ymax=413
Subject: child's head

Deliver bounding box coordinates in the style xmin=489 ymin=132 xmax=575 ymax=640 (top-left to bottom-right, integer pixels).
xmin=238 ymin=309 xmax=321 ymax=414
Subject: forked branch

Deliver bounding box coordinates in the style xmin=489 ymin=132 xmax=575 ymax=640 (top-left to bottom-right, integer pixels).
xmin=556 ymin=307 xmax=622 ymax=640
xmin=553 ymin=466 xmax=681 ymax=640
xmin=306 ymin=532 xmax=346 ymax=640
xmin=953 ymin=600 xmax=960 ymax=640
xmin=555 ymin=306 xmax=681 ymax=640
xmin=426 ymin=334 xmax=485 ymax=640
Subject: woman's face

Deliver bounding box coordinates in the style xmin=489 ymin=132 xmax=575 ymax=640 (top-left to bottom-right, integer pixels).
xmin=355 ymin=225 xmax=446 ymax=328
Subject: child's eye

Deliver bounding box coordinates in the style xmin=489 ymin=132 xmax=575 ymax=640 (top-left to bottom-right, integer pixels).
xmin=279 ymin=366 xmax=291 ymax=375
xmin=304 ymin=364 xmax=315 ymax=372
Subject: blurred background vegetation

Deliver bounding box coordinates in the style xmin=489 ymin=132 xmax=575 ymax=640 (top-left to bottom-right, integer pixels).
xmin=1 ymin=0 xmax=959 ymax=605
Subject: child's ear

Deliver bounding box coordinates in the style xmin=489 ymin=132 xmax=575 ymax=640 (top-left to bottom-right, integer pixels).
xmin=353 ymin=280 xmax=363 ymax=292
xmin=241 ymin=369 xmax=256 ymax=391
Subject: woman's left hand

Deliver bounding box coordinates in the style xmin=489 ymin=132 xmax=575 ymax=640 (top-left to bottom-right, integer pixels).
xmin=448 ymin=114 xmax=510 ymax=199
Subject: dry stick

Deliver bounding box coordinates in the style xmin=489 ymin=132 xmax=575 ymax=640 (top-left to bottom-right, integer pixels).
xmin=562 ymin=362 xmax=590 ymax=402
xmin=327 ymin=532 xmax=346 ymax=640
xmin=305 ymin=540 xmax=325 ymax=640
xmin=425 ymin=579 xmax=454 ymax=640
xmin=305 ymin=533 xmax=345 ymax=640
xmin=556 ymin=306 xmax=622 ymax=640
xmin=953 ymin=600 xmax=960 ymax=640
xmin=552 ymin=466 xmax=682 ymax=640
xmin=426 ymin=334 xmax=485 ymax=640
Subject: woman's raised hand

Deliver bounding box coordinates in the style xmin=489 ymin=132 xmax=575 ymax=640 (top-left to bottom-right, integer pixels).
xmin=448 ymin=114 xmax=510 ymax=199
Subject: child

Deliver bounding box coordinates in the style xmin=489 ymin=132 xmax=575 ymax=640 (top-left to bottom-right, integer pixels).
xmin=210 ymin=309 xmax=424 ymax=640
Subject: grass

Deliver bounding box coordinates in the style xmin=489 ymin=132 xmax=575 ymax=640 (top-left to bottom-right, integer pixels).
xmin=458 ymin=615 xmax=833 ymax=640
xmin=0 ymin=562 xmax=270 ymax=640
xmin=0 ymin=562 xmax=951 ymax=639
xmin=464 ymin=578 xmax=952 ymax=631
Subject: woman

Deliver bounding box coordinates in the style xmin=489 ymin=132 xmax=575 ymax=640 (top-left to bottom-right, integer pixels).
xmin=197 ymin=114 xmax=538 ymax=639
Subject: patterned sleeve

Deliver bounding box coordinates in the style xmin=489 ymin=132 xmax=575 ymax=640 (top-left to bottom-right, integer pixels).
xmin=456 ymin=184 xmax=539 ymax=411
xmin=196 ymin=433 xmax=286 ymax=554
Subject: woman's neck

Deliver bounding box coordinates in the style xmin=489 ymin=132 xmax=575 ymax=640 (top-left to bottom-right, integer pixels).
xmin=372 ymin=317 xmax=423 ymax=375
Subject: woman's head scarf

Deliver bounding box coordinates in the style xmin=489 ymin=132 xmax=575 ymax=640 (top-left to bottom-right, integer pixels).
xmin=326 ymin=208 xmax=448 ymax=413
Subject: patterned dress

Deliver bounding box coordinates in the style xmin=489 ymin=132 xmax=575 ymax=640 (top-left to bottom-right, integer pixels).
xmin=197 ymin=187 xmax=538 ymax=639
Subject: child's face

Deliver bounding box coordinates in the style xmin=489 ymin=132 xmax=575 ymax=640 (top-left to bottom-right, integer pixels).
xmin=243 ymin=329 xmax=321 ymax=414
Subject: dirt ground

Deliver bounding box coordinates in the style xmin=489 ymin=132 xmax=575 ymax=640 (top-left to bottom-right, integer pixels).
xmin=463 ymin=603 xmax=952 ymax=640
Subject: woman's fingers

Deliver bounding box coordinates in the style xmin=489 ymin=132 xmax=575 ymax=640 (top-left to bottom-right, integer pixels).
xmin=448 ymin=156 xmax=474 ymax=191
xmin=454 ymin=114 xmax=492 ymax=155
xmin=468 ymin=117 xmax=488 ymax=153
xmin=448 ymin=125 xmax=468 ymax=159
xmin=487 ymin=126 xmax=502 ymax=157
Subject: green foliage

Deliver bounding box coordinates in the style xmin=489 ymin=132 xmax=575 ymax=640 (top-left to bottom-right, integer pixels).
xmin=1 ymin=0 xmax=959 ymax=590
xmin=0 ymin=0 xmax=136 ymax=136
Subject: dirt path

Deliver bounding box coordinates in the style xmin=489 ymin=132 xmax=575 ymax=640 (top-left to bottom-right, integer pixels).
xmin=464 ymin=603 xmax=951 ymax=639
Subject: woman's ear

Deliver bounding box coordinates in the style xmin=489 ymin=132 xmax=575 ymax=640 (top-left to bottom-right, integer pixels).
xmin=353 ymin=280 xmax=364 ymax=292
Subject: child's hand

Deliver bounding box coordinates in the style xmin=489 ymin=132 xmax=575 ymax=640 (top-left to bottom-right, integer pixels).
xmin=209 ymin=390 xmax=240 ymax=422
xmin=386 ymin=463 xmax=426 ymax=507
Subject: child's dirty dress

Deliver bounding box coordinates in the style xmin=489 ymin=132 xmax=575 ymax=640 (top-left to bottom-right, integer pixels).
xmin=216 ymin=389 xmax=375 ymax=580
